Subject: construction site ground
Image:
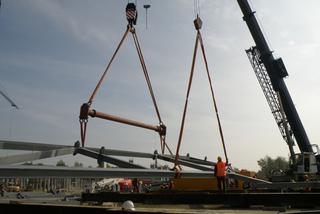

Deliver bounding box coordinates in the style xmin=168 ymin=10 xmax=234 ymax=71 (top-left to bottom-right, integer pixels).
xmin=1 ymin=191 xmax=320 ymax=213
xmin=0 ymin=201 xmax=302 ymax=214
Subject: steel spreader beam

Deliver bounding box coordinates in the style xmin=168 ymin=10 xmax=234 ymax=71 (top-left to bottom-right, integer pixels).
xmin=88 ymin=109 xmax=161 ymax=133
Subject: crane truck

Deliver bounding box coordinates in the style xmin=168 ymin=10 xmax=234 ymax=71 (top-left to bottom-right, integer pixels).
xmin=237 ymin=0 xmax=319 ymax=178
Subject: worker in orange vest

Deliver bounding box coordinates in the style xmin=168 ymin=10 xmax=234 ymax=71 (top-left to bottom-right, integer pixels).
xmin=214 ymin=156 xmax=226 ymax=193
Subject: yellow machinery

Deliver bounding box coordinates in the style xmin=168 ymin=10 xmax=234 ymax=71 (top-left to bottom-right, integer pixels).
xmin=169 ymin=169 xmax=257 ymax=192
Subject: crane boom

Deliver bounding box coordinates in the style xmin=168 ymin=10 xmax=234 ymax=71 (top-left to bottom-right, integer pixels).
xmin=246 ymin=47 xmax=295 ymax=159
xmin=237 ymin=0 xmax=313 ymax=153
xmin=0 ymin=90 xmax=19 ymax=109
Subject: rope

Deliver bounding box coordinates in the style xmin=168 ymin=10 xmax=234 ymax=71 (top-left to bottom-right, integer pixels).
xmin=132 ymin=29 xmax=173 ymax=154
xmin=174 ymin=28 xmax=230 ymax=170
xmin=80 ymin=27 xmax=130 ymax=147
xmin=131 ymin=30 xmax=163 ymax=123
xmin=174 ymin=33 xmax=199 ymax=168
xmin=193 ymin=0 xmax=201 ymax=18
xmin=81 ymin=24 xmax=172 ymax=154
xmin=88 ymin=27 xmax=130 ymax=105
xmin=198 ymin=32 xmax=229 ymax=163
xmin=163 ymin=138 xmax=174 ymax=155
xmin=80 ymin=120 xmax=87 ymax=147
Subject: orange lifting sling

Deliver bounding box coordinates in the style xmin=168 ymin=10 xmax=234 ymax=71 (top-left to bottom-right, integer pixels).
xmin=79 ymin=3 xmax=172 ymax=155
xmin=173 ymin=15 xmax=229 ymax=172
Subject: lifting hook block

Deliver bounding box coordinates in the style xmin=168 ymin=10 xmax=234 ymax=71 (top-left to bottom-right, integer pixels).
xmin=126 ymin=3 xmax=138 ymax=26
xmin=193 ymin=15 xmax=202 ymax=30
xmin=79 ymin=103 xmax=90 ymax=121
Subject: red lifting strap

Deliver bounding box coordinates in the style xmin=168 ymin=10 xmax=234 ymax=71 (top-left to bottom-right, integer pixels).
xmin=79 ymin=21 xmax=172 ymax=155
xmin=174 ymin=17 xmax=229 ymax=170
xmin=80 ymin=121 xmax=87 ymax=147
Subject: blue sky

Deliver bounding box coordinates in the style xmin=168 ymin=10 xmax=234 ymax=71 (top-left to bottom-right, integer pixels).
xmin=1 ymin=0 xmax=320 ymax=170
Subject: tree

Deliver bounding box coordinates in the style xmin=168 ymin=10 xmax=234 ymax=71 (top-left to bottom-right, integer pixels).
xmin=56 ymin=160 xmax=67 ymax=167
xmin=256 ymin=156 xmax=289 ymax=180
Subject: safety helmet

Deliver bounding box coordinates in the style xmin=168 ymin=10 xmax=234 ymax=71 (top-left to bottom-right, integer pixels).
xmin=121 ymin=200 xmax=135 ymax=211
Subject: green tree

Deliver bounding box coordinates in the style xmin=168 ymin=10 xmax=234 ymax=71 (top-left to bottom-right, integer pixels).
xmin=56 ymin=159 xmax=67 ymax=167
xmin=257 ymin=156 xmax=289 ymax=180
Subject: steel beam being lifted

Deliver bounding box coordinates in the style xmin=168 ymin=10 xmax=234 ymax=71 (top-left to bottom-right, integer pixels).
xmin=74 ymin=145 xmax=212 ymax=171
xmin=0 ymin=140 xmax=215 ymax=169
xmin=0 ymin=165 xmax=215 ymax=179
xmin=0 ymin=140 xmax=68 ymax=151
xmin=74 ymin=147 xmax=146 ymax=169
xmin=176 ymin=155 xmax=215 ymax=166
xmin=0 ymin=140 xmax=155 ymax=158
xmin=0 ymin=147 xmax=75 ymax=165
xmin=155 ymin=153 xmax=213 ymax=171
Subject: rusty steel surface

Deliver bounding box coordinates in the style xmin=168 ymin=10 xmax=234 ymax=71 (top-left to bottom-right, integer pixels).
xmin=88 ymin=109 xmax=161 ymax=133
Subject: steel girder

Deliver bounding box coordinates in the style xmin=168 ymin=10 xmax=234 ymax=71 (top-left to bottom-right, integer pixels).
xmin=0 ymin=165 xmax=214 ymax=178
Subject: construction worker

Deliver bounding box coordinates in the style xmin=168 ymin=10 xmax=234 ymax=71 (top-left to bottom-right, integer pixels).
xmin=214 ymin=156 xmax=226 ymax=193
xmin=132 ymin=178 xmax=138 ymax=193
xmin=0 ymin=184 xmax=4 ymax=197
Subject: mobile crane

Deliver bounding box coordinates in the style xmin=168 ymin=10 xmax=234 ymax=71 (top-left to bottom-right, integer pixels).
xmin=237 ymin=0 xmax=319 ymax=177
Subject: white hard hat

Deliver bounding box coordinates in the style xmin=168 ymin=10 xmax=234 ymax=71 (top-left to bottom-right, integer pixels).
xmin=121 ymin=200 xmax=135 ymax=211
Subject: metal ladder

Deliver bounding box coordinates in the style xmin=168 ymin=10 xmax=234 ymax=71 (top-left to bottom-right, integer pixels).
xmin=246 ymin=47 xmax=294 ymax=152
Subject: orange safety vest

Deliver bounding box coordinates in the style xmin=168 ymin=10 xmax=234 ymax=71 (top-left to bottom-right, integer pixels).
xmin=216 ymin=161 xmax=226 ymax=177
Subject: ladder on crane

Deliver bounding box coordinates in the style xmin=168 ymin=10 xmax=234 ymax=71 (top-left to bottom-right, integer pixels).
xmin=246 ymin=47 xmax=295 ymax=158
